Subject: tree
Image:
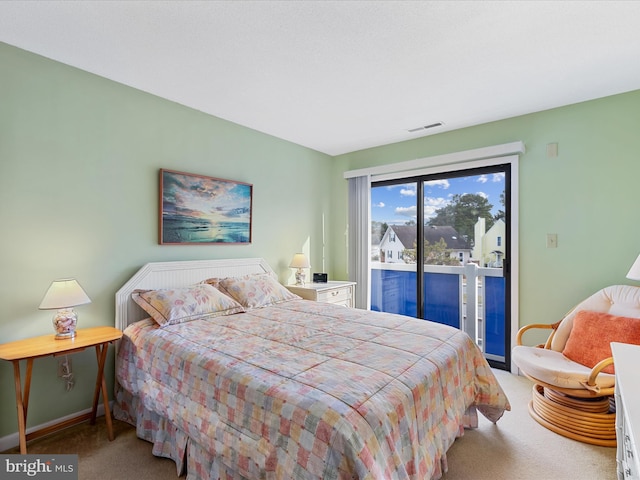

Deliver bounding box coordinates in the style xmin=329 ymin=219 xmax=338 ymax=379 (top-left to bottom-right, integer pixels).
xmin=371 ymin=221 xmax=388 ymax=244
xmin=402 ymin=242 xmax=417 ymax=264
xmin=402 ymin=238 xmax=461 ymax=265
xmin=428 ymin=193 xmax=494 ymax=242
xmin=494 ymin=191 xmax=506 ymax=222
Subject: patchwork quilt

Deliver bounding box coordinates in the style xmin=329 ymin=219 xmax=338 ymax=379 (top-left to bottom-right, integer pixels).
xmin=116 ymin=299 xmax=510 ymax=479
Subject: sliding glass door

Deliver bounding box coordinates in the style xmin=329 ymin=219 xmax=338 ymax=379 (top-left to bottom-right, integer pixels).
xmin=370 ymin=165 xmax=511 ymax=369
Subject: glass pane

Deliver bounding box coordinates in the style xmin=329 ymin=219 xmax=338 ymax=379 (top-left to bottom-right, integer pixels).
xmin=423 ymin=173 xmax=505 ymax=262
xmin=423 ymin=272 xmax=459 ymax=328
xmin=484 ymin=276 xmax=506 ymax=358
xmin=370 ymin=182 xmax=418 ymax=315
xmin=423 ymin=172 xmax=506 ymax=361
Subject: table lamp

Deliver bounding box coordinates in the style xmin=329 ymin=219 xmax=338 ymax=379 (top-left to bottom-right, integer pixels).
xmin=39 ymin=278 xmax=91 ymax=339
xmin=289 ymin=253 xmax=310 ymax=286
xmin=627 ymin=254 xmax=640 ymax=281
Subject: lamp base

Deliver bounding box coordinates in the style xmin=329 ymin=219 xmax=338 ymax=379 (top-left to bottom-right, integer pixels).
xmin=53 ymin=308 xmax=78 ymax=340
xmin=295 ymin=268 xmax=306 ymax=286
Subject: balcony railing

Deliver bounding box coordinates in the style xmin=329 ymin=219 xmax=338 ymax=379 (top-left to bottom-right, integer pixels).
xmin=370 ymin=262 xmax=505 ymax=360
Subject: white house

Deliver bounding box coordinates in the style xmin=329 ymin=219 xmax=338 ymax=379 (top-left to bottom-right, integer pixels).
xmin=378 ymin=225 xmax=471 ymax=264
xmin=472 ymin=218 xmax=506 ymax=267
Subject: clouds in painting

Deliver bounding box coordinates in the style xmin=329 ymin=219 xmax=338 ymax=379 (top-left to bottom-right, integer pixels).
xmin=162 ymin=171 xmax=251 ymax=224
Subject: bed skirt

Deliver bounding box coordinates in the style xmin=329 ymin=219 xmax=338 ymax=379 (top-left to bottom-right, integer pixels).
xmin=114 ymin=383 xmax=479 ymax=480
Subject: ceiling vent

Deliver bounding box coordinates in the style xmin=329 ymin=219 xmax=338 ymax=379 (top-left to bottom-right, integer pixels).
xmin=407 ymin=122 xmax=444 ymax=133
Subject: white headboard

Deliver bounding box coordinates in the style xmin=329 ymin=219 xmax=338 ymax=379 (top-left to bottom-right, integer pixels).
xmin=115 ymin=258 xmax=274 ymax=331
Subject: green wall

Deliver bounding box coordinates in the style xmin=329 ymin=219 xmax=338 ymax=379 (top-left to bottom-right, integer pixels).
xmin=0 ymin=43 xmax=333 ymax=439
xmin=330 ymin=89 xmax=640 ymax=343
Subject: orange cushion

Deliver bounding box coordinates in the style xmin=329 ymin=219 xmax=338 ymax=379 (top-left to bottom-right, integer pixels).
xmin=562 ymin=310 xmax=640 ymax=374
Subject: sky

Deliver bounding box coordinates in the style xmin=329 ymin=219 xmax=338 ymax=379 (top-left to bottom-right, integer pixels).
xmin=162 ymin=170 xmax=251 ymax=223
xmin=371 ymin=172 xmax=505 ymax=225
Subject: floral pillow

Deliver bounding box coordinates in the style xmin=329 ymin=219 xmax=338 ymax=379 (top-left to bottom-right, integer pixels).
xmin=218 ymin=273 xmax=300 ymax=309
xmin=132 ymin=283 xmax=244 ymax=326
xmin=201 ymin=277 xmax=230 ymax=293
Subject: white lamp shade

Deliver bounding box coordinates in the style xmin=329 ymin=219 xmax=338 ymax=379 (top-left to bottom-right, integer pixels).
xmin=627 ymin=254 xmax=640 ymax=281
xmin=39 ymin=279 xmax=92 ymax=310
xmin=289 ymin=253 xmax=310 ymax=269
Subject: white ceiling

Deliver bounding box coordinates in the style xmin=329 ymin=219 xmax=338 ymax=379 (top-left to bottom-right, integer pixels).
xmin=2 ymin=1 xmax=640 ymax=156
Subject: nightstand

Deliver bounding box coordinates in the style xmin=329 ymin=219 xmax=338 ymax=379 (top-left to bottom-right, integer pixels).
xmin=0 ymin=326 xmax=122 ymax=453
xmin=286 ymin=281 xmax=356 ymax=307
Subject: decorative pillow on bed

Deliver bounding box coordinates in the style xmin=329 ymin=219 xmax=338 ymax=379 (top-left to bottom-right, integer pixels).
xmin=218 ymin=273 xmax=300 ymax=309
xmin=562 ymin=310 xmax=640 ymax=374
xmin=132 ymin=283 xmax=244 ymax=326
xmin=201 ymin=277 xmax=234 ymax=298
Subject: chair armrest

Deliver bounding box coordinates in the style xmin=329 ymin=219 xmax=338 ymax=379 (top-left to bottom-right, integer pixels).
xmin=516 ymin=322 xmax=560 ymax=347
xmin=585 ymin=356 xmax=615 ymax=389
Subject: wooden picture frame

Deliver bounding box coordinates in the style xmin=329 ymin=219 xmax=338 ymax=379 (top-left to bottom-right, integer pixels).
xmin=159 ymin=169 xmax=252 ymax=245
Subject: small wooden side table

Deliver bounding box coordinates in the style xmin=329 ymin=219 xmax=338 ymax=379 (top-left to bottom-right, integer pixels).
xmin=0 ymin=326 xmax=122 ymax=454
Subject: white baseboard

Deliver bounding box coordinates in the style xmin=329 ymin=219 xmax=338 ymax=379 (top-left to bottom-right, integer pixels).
xmin=0 ymin=402 xmax=109 ymax=452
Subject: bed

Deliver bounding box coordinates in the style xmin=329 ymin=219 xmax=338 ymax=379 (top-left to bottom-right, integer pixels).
xmin=113 ymin=258 xmax=510 ymax=480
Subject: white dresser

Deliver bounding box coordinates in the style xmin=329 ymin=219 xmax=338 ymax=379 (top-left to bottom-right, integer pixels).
xmin=613 ymin=342 xmax=640 ymax=480
xmin=286 ymin=281 xmax=356 ymax=308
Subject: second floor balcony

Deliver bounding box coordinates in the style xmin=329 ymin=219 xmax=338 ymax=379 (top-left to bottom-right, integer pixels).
xmin=370 ymin=262 xmax=506 ymax=361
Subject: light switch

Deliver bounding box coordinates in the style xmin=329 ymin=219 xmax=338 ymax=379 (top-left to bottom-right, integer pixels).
xmin=546 ymin=233 xmax=558 ymax=248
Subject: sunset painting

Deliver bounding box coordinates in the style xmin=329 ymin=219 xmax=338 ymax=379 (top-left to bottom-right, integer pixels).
xmin=160 ymin=169 xmax=252 ymax=244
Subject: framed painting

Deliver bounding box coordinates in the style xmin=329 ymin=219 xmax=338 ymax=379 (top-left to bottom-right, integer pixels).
xmin=159 ymin=169 xmax=252 ymax=245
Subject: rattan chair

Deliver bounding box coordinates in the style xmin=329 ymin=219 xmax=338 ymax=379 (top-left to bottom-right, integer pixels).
xmin=512 ymin=285 xmax=640 ymax=447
